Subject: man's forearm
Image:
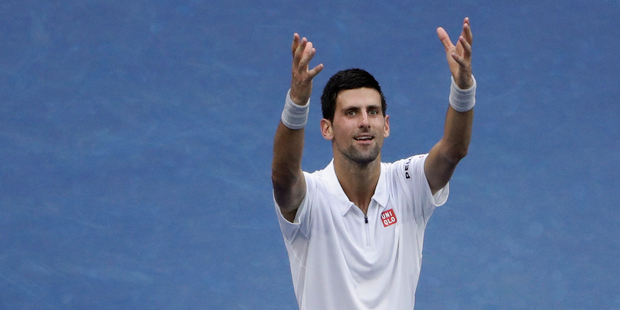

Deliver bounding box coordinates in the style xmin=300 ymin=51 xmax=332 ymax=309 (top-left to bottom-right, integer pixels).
xmin=272 ymin=122 xmax=305 ymax=184
xmin=271 ymin=120 xmax=306 ymax=218
xmin=441 ymin=107 xmax=473 ymax=163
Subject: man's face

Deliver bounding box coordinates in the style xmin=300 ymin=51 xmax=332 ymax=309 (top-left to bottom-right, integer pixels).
xmin=321 ymin=87 xmax=390 ymax=166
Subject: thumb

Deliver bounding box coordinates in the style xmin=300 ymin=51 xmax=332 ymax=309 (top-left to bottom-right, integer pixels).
xmin=436 ymin=27 xmax=453 ymax=52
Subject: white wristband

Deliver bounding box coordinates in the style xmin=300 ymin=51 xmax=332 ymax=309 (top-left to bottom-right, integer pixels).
xmin=449 ymin=75 xmax=476 ymax=112
xmin=281 ymin=89 xmax=310 ymax=130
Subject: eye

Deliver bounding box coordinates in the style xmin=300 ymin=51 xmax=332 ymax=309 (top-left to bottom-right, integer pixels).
xmin=369 ymin=109 xmax=379 ymax=116
xmin=345 ymin=110 xmax=356 ymax=116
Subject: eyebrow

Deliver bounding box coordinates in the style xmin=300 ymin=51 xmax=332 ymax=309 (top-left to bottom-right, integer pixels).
xmin=340 ymin=104 xmax=381 ymax=111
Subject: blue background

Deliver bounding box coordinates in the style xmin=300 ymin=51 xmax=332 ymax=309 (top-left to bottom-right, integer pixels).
xmin=1 ymin=0 xmax=619 ymax=309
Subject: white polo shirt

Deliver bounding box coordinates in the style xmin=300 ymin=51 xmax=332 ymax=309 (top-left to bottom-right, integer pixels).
xmin=275 ymin=154 xmax=449 ymax=310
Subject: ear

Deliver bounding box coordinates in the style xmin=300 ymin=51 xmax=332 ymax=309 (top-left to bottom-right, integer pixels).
xmin=320 ymin=118 xmax=333 ymax=140
xmin=383 ymin=115 xmax=390 ymax=138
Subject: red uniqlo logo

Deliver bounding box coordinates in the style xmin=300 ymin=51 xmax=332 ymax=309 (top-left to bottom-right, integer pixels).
xmin=381 ymin=209 xmax=397 ymax=227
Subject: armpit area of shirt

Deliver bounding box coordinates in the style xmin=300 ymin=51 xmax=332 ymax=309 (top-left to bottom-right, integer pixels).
xmin=431 ymin=183 xmax=449 ymax=206
xmin=272 ymin=191 xmax=308 ymax=225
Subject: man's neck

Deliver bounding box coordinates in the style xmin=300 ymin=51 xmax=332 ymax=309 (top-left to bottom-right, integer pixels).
xmin=333 ymin=156 xmax=381 ymax=215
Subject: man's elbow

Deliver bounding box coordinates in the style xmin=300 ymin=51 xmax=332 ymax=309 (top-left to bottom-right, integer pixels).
xmin=444 ymin=143 xmax=469 ymax=164
xmin=271 ymin=170 xmax=305 ymax=214
xmin=454 ymin=145 xmax=469 ymax=161
xmin=271 ymin=167 xmax=300 ymax=189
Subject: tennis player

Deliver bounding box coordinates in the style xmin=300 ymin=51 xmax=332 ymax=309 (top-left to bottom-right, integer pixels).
xmin=272 ymin=18 xmax=476 ymax=309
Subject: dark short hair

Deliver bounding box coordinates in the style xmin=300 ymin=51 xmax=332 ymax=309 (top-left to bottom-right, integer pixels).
xmin=320 ymin=68 xmax=387 ymax=121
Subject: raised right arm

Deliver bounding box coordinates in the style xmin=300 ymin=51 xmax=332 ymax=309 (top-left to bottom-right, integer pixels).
xmin=272 ymin=34 xmax=323 ymax=222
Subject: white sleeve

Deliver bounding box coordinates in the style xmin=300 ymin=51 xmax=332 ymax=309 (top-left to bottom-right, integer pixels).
xmin=395 ymin=154 xmax=449 ymax=225
xmin=273 ymin=171 xmax=313 ymax=242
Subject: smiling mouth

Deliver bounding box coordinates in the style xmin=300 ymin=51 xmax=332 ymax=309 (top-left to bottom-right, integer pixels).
xmin=354 ymin=135 xmax=374 ymax=141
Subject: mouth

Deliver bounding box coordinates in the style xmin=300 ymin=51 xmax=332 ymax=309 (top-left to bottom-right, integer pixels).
xmin=354 ymin=135 xmax=374 ymax=142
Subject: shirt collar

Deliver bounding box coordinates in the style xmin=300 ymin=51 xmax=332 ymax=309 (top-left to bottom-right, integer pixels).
xmin=322 ymin=160 xmax=389 ymax=216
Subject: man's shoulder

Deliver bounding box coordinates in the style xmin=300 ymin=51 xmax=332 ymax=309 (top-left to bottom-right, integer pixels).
xmin=302 ymin=160 xmax=336 ymax=192
xmin=381 ymin=154 xmax=428 ymax=174
xmin=304 ymin=160 xmax=335 ymax=178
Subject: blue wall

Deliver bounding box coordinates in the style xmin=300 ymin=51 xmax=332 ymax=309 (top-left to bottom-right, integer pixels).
xmin=1 ymin=0 xmax=619 ymax=309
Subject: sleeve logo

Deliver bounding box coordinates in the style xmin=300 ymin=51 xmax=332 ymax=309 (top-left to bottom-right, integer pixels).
xmin=404 ymin=157 xmax=412 ymax=179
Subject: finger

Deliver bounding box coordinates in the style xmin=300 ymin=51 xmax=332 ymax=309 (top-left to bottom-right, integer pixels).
xmin=463 ymin=17 xmax=470 ymax=30
xmin=293 ymin=37 xmax=308 ymax=67
xmin=298 ymin=42 xmax=315 ymax=69
xmin=308 ymin=63 xmax=324 ymax=79
xmin=451 ymin=52 xmax=470 ymax=69
xmin=291 ymin=33 xmax=300 ymax=55
xmin=459 ymin=36 xmax=472 ymax=60
xmin=436 ymin=27 xmax=454 ymax=52
xmin=462 ymin=18 xmax=473 ymax=45
xmin=296 ymin=37 xmax=308 ymax=59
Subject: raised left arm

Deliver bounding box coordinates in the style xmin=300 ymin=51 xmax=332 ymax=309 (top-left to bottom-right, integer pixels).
xmin=425 ymin=17 xmax=475 ymax=194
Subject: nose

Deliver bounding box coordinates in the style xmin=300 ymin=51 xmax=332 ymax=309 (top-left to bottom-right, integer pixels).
xmin=359 ymin=111 xmax=370 ymax=128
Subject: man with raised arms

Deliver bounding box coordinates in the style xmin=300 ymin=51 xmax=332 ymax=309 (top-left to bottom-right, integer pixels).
xmin=272 ymin=18 xmax=476 ymax=309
